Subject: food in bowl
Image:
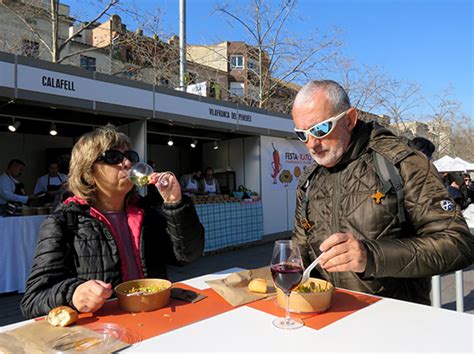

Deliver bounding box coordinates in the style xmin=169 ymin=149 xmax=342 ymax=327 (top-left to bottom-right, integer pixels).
xmin=276 ymin=278 xmax=333 ymax=313
xmin=115 ymin=279 xmax=172 ymax=312
xmin=123 ymin=285 xmax=164 ymax=295
xmin=294 ymin=280 xmax=330 ymax=293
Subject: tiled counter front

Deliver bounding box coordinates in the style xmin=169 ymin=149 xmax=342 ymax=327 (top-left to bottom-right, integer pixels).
xmin=195 ymin=201 xmax=263 ymax=252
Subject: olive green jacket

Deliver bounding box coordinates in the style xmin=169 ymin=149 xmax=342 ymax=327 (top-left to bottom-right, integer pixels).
xmin=292 ymin=120 xmax=474 ymax=304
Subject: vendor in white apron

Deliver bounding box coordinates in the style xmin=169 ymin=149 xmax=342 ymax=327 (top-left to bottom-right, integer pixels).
xmin=201 ymin=167 xmax=221 ymax=195
xmin=34 ymin=162 xmax=67 ymax=204
xmin=0 ymin=159 xmax=29 ymax=214
xmin=179 ymin=170 xmax=202 ymax=196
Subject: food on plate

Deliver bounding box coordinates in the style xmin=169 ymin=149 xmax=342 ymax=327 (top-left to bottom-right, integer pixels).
xmin=123 ymin=285 xmax=163 ymax=295
xmin=47 ymin=306 xmax=78 ymax=327
xmin=248 ymin=278 xmax=267 ymax=293
xmin=294 ymin=280 xmax=330 ymax=293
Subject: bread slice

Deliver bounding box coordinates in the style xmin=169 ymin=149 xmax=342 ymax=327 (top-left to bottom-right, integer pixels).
xmin=47 ymin=306 xmax=78 ymax=327
xmin=248 ymin=278 xmax=267 ymax=294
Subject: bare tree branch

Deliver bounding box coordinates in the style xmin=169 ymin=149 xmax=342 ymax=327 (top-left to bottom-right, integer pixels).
xmin=58 ymin=0 xmax=118 ymax=53
xmin=214 ymin=0 xmax=342 ymax=113
xmin=0 ymin=2 xmax=52 ymax=54
xmin=57 ymin=44 xmax=109 ymax=63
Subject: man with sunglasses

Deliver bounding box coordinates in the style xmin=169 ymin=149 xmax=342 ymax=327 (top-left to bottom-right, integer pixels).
xmin=292 ymin=80 xmax=474 ymax=305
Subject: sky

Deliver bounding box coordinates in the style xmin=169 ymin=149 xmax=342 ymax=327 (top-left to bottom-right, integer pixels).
xmin=63 ymin=0 xmax=473 ymax=119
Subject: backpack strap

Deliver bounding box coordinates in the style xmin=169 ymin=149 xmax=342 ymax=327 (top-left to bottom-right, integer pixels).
xmin=373 ymin=151 xmax=406 ymax=223
xmin=298 ymin=166 xmax=319 ymax=231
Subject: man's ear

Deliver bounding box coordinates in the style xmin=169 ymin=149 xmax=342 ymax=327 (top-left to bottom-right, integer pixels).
xmin=346 ymin=107 xmax=358 ymax=129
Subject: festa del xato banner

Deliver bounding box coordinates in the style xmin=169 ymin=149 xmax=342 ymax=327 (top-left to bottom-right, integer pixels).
xmin=261 ymin=136 xmax=314 ymax=190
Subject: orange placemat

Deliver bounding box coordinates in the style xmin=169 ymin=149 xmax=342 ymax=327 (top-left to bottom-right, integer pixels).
xmin=75 ymin=283 xmax=235 ymax=344
xmin=247 ymin=289 xmax=381 ymax=330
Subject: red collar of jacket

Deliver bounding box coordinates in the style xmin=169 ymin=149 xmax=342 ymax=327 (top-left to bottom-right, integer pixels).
xmin=64 ymin=195 xmax=145 ymax=280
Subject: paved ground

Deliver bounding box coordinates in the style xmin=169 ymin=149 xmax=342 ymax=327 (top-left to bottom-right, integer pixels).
xmin=1 ymin=236 xmax=473 ymax=327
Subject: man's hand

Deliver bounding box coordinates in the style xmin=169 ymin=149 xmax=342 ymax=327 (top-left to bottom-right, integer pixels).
xmin=72 ymin=280 xmax=113 ymax=313
xmin=318 ymin=233 xmax=367 ymax=273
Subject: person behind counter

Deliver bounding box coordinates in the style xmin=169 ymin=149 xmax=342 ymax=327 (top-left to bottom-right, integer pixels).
xmin=291 ymin=79 xmax=474 ymax=305
xmin=200 ymin=167 xmax=220 ymax=195
xmin=0 ymin=159 xmax=34 ymax=214
xmin=21 ymin=125 xmax=205 ymax=318
xmin=34 ymin=161 xmax=68 ymax=204
xmin=180 ymin=170 xmax=202 ymax=196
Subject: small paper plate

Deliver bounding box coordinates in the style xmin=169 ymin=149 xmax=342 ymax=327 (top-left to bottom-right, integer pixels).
xmin=46 ymin=322 xmax=126 ymax=353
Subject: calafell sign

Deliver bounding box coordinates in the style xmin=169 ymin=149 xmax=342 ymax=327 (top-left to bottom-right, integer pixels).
xmin=42 ymin=76 xmax=76 ymax=91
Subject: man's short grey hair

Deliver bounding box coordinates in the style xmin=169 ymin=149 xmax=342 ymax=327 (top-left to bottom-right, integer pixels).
xmin=294 ymin=80 xmax=351 ymax=114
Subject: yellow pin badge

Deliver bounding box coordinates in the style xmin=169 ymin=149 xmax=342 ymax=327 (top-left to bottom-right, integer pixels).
xmin=371 ymin=191 xmax=385 ymax=204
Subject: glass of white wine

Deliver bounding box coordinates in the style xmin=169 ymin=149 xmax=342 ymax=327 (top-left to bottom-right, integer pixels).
xmin=127 ymin=162 xmax=171 ymax=188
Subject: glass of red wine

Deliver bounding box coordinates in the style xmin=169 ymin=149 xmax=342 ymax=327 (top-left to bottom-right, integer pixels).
xmin=270 ymin=240 xmax=304 ymax=330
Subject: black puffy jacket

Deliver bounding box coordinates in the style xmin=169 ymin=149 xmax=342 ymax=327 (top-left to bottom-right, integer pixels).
xmin=21 ymin=195 xmax=204 ymax=318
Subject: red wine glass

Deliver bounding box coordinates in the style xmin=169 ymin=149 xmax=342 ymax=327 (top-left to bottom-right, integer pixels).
xmin=270 ymin=240 xmax=304 ymax=329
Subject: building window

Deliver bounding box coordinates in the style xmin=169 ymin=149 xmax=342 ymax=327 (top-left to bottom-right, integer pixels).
xmin=247 ymin=59 xmax=260 ymax=74
xmin=125 ymin=48 xmax=134 ymax=63
xmin=22 ymin=40 xmax=39 ymax=58
xmin=230 ymin=82 xmax=245 ymax=97
xmin=80 ymin=55 xmax=96 ymax=71
xmin=230 ymin=55 xmax=244 ymax=69
xmin=112 ymin=47 xmax=121 ymax=61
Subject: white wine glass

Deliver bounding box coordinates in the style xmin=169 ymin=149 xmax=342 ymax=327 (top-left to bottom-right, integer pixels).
xmin=127 ymin=162 xmax=171 ymax=188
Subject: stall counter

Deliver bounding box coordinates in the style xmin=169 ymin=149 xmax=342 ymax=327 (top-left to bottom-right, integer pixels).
xmin=195 ymin=200 xmax=263 ymax=252
xmin=0 ymin=215 xmax=47 ymax=293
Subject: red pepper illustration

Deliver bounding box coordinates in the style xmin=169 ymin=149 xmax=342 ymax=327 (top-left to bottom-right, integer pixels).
xmin=271 ymin=142 xmax=281 ymax=184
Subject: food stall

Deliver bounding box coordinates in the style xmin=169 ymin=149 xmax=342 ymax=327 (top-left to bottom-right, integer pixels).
xmin=0 ymin=52 xmax=306 ymax=291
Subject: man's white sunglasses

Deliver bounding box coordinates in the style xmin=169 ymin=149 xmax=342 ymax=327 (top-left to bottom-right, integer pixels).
xmin=294 ymin=109 xmax=350 ymax=142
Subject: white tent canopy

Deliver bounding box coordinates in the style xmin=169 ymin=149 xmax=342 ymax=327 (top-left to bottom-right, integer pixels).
xmin=433 ymin=155 xmax=474 ymax=172
xmin=454 ymin=157 xmax=474 ymax=171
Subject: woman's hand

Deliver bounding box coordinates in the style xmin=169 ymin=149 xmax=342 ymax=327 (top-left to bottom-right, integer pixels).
xmin=72 ymin=280 xmax=113 ymax=313
xmin=150 ymin=172 xmax=182 ymax=204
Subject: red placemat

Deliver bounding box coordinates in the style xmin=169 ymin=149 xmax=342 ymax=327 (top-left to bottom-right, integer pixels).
xmin=247 ymin=289 xmax=381 ymax=330
xmin=77 ymin=283 xmax=235 ymax=344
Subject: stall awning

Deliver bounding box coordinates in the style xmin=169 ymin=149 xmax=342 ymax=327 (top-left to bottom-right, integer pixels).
xmin=0 ymin=52 xmax=294 ymax=139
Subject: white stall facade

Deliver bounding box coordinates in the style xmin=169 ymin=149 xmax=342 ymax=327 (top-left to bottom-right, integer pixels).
xmin=0 ymin=52 xmax=308 ymax=250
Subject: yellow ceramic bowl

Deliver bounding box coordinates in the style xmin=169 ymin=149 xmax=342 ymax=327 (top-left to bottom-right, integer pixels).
xmin=115 ymin=278 xmax=172 ymax=312
xmin=276 ymin=278 xmax=334 ymax=313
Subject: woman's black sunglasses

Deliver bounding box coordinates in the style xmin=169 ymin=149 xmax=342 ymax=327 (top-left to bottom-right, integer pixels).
xmin=95 ymin=150 xmax=140 ymax=165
